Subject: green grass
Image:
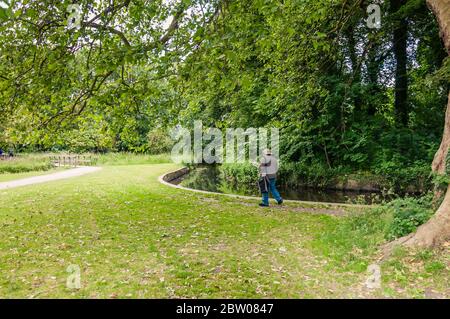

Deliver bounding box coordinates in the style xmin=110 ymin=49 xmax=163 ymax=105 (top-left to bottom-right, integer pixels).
xmin=95 ymin=153 xmax=172 ymax=166
xmin=380 ymin=247 xmax=449 ymax=298
xmin=0 ymin=154 xmax=53 ymax=174
xmin=0 ymin=164 xmax=447 ymax=298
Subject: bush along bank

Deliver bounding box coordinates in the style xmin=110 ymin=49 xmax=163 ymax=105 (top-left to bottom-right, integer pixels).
xmin=219 ymin=161 xmax=432 ymax=196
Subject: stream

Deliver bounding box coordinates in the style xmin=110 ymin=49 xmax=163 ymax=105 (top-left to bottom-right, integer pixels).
xmin=175 ymin=166 xmax=398 ymax=205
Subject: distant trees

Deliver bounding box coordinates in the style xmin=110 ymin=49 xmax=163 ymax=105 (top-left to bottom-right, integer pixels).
xmin=0 ymin=0 xmax=449 ymax=246
xmin=0 ymin=0 xmax=220 ymax=152
xmin=390 ymin=0 xmax=409 ymax=126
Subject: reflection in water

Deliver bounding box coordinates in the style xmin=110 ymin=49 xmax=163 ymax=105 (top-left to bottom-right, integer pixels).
xmin=178 ymin=166 xmax=393 ymax=205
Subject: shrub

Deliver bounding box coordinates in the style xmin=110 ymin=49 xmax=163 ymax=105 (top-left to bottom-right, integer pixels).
xmin=279 ymin=161 xmax=343 ymax=188
xmin=385 ymin=195 xmax=434 ymax=241
xmin=219 ymin=163 xmax=259 ymax=186
xmin=218 ymin=159 xmax=431 ymax=195
xmin=147 ymin=128 xmax=173 ymax=155
xmin=219 ymin=160 xmax=344 ymax=189
xmin=372 ymin=159 xmax=431 ymax=193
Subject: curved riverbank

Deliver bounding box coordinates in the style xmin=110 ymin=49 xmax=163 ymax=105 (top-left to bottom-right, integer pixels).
xmin=159 ymin=167 xmax=373 ymax=208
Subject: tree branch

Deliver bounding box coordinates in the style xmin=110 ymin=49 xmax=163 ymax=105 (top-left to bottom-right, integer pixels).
xmin=83 ymin=21 xmax=131 ymax=47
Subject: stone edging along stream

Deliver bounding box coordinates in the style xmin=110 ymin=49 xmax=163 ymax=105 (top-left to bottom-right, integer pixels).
xmin=158 ymin=167 xmax=373 ymax=208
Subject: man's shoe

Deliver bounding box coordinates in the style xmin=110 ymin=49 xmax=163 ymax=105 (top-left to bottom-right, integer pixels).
xmin=277 ymin=199 xmax=284 ymax=205
xmin=259 ymin=203 xmax=269 ymax=207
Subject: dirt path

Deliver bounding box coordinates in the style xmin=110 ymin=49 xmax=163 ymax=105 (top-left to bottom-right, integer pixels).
xmin=0 ymin=166 xmax=102 ymax=190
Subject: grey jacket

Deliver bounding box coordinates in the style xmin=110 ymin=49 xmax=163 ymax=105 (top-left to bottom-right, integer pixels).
xmin=259 ymin=155 xmax=278 ymax=179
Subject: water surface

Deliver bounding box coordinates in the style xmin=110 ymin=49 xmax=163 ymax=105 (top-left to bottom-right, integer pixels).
xmin=177 ymin=166 xmax=393 ymax=205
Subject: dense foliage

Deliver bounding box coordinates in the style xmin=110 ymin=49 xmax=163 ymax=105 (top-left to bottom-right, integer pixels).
xmin=177 ymin=0 xmax=448 ymax=173
xmin=385 ymin=195 xmax=434 ymax=240
xmin=218 ymin=160 xmax=431 ymax=194
xmin=0 ymin=0 xmax=449 ymax=187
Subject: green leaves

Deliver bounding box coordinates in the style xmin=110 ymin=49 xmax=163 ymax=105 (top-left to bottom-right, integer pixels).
xmin=0 ymin=0 xmax=446 ymax=174
xmin=385 ymin=197 xmax=434 ymax=240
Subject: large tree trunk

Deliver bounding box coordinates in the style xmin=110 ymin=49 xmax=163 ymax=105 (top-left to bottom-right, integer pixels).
xmin=390 ymin=0 xmax=450 ymax=249
xmin=390 ymin=0 xmax=409 ymax=126
xmin=432 ymin=94 xmax=450 ymax=175
xmin=432 ymin=91 xmax=450 ymax=205
xmin=346 ymin=26 xmax=362 ymax=112
xmin=427 ymin=0 xmax=450 ymax=52
xmin=366 ymin=44 xmax=382 ymax=116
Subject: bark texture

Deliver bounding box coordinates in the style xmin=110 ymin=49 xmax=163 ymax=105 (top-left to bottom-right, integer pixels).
xmin=427 ymin=0 xmax=450 ymax=55
xmin=388 ymin=0 xmax=450 ymax=249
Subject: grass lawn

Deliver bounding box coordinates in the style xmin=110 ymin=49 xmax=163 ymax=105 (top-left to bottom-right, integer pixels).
xmin=0 ymin=164 xmax=448 ymax=298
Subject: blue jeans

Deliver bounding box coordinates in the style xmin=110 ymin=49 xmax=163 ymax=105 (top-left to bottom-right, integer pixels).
xmin=262 ymin=178 xmax=282 ymax=205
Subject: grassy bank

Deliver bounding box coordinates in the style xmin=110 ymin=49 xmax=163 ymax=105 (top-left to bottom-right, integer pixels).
xmin=0 ymin=164 xmax=447 ymax=298
xmin=94 ymin=152 xmax=171 ymax=166
xmin=0 ymin=154 xmax=53 ymax=174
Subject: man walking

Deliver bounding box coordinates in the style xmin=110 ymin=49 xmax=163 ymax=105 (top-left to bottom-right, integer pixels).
xmin=259 ymin=148 xmax=283 ymax=207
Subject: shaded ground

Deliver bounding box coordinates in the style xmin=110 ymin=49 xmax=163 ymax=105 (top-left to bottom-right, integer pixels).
xmin=0 ymin=164 xmax=447 ymax=298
